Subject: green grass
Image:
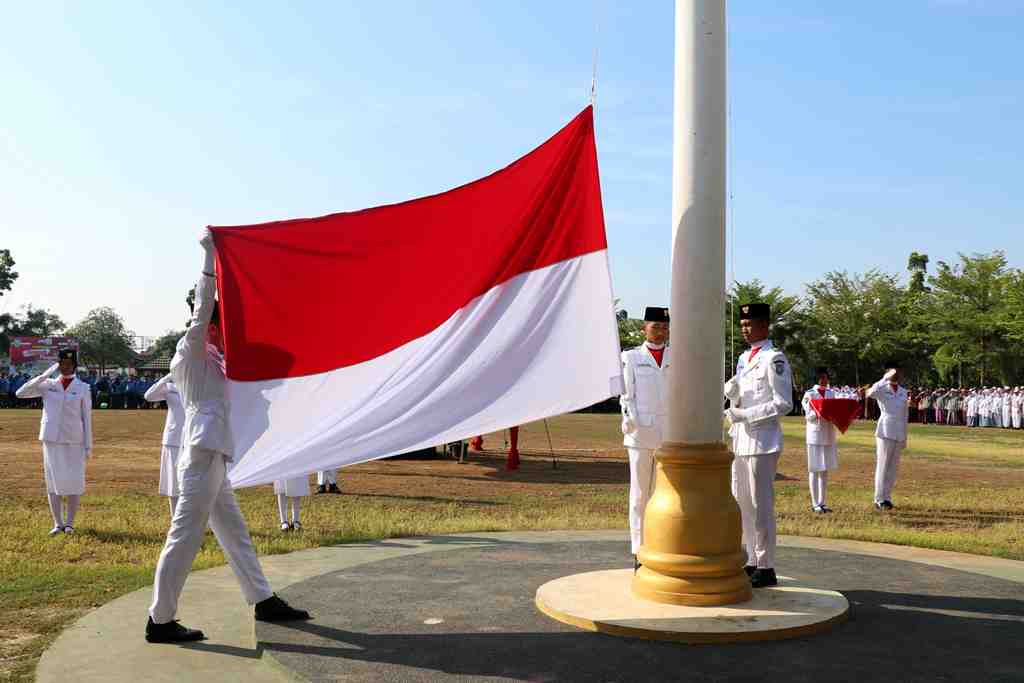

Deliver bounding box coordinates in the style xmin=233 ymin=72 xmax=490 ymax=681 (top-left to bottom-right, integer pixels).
xmin=0 ymin=411 xmax=1021 ymax=681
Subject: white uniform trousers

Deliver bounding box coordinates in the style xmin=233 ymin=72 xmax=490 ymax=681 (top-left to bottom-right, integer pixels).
xmin=874 ymin=437 xmax=904 ymax=504
xmin=317 ymin=470 xmax=337 ymax=486
xmin=731 ymin=452 xmax=778 ymax=569
xmin=627 ymin=448 xmax=656 ymax=555
xmin=149 ymin=447 xmax=273 ymax=623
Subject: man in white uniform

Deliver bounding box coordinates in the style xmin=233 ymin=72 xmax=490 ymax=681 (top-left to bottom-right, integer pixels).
xmin=1012 ymin=387 xmax=1022 ymax=429
xmin=1001 ymin=387 xmax=1012 ymax=429
xmin=146 ymin=230 xmax=310 ymax=644
xmin=865 ymin=360 xmax=909 ymax=510
xmin=144 ymin=374 xmax=185 ymax=517
xmin=16 ymin=349 xmax=92 ymax=535
xmin=619 ymin=306 xmax=669 ymax=569
xmin=315 ymin=469 xmax=341 ymax=494
xmin=724 ymin=303 xmax=793 ymax=588
xmin=802 ymin=367 xmax=838 ymax=513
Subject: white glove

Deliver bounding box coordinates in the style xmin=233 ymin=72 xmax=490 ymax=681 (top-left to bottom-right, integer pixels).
xmin=199 ymin=228 xmax=215 ymax=251
xmin=47 ymin=362 xmax=60 ymax=376
xmin=807 ymin=411 xmax=819 ymax=423
xmin=725 ymin=407 xmax=747 ymax=424
xmin=883 ymin=368 xmax=897 ymax=381
xmin=621 ymin=417 xmax=636 ymax=435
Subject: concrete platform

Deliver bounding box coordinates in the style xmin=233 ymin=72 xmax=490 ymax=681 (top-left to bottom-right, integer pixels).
xmin=36 ymin=532 xmax=1024 ymax=683
xmin=535 ymin=568 xmax=848 ymax=643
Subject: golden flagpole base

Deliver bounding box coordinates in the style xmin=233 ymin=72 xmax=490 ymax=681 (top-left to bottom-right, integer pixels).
xmin=631 ymin=442 xmax=752 ymax=606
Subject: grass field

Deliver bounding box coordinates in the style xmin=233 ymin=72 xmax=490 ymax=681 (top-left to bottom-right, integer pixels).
xmin=1 ymin=409 xmax=1022 ymax=681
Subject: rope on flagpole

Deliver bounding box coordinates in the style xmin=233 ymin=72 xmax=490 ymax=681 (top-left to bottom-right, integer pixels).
xmin=589 ymin=0 xmax=601 ymax=105
xmin=726 ymin=1 xmax=736 ymax=376
xmin=544 ymin=419 xmax=558 ymax=469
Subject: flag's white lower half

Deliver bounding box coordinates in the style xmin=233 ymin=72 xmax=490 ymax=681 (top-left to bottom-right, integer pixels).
xmin=226 ymin=250 xmax=621 ymax=487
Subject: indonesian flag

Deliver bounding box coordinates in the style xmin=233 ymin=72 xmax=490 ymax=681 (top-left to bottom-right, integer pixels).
xmin=215 ymin=107 xmax=622 ymax=487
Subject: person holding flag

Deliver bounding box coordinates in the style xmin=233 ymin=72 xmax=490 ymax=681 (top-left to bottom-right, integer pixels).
xmin=802 ymin=367 xmax=838 ymax=513
xmin=620 ymin=306 xmax=669 ymax=569
xmin=146 ymin=230 xmax=310 ymax=644
xmin=724 ymin=303 xmax=793 ymax=589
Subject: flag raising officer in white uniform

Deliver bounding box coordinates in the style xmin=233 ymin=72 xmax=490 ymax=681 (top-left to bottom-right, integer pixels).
xmin=724 ymin=303 xmax=793 ymax=589
xmin=802 ymin=367 xmax=838 ymax=514
xmin=865 ymin=360 xmax=909 ymax=511
xmin=146 ymin=229 xmax=311 ymax=644
xmin=16 ymin=349 xmax=93 ymax=536
xmin=619 ymin=306 xmax=669 ymax=570
xmin=144 ymin=373 xmax=185 ymax=518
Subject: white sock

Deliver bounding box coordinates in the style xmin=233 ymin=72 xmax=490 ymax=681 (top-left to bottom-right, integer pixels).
xmin=65 ymin=495 xmax=80 ymax=527
xmin=290 ymin=497 xmax=302 ymax=523
xmin=47 ymin=494 xmax=64 ymax=527
xmin=276 ymin=494 xmax=288 ymax=524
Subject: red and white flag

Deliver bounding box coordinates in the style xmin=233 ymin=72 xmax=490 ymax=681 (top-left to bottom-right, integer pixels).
xmin=215 ymin=107 xmax=622 ymax=487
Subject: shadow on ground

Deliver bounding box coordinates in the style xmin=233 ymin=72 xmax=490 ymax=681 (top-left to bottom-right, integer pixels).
xmin=256 ymin=542 xmax=1024 ymax=682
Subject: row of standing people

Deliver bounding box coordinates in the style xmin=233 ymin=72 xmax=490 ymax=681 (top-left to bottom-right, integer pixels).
xmin=620 ymin=303 xmax=911 ymax=591
xmin=0 ymin=370 xmax=164 ymax=409
xmin=909 ymin=387 xmax=1023 ymax=428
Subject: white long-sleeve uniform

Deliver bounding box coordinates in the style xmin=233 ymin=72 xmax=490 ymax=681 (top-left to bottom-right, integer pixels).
xmin=144 ymin=374 xmax=185 ymax=497
xmin=17 ymin=365 xmax=92 ymax=495
xmin=619 ymin=343 xmax=668 ymax=555
xmin=802 ymin=385 xmax=838 ymax=509
xmin=149 ymin=258 xmax=273 ymax=624
xmin=865 ymin=377 xmax=909 ymax=505
xmin=724 ymin=340 xmax=793 ymax=569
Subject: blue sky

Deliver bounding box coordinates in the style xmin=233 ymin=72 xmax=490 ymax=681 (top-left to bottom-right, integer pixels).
xmin=1 ymin=1 xmax=1021 ymax=336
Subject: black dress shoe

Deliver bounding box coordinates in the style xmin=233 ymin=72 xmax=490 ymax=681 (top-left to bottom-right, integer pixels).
xmin=882 ymin=500 xmax=895 ymax=510
xmin=744 ymin=565 xmax=756 ymax=577
xmin=145 ymin=617 xmax=205 ymax=643
xmin=820 ymin=505 xmax=833 ymax=513
xmin=255 ymin=594 xmax=312 ymax=622
xmin=750 ymin=568 xmax=778 ymax=588
xmin=315 ymin=484 xmax=327 ymax=494
xmin=874 ymin=501 xmax=885 ymax=511
xmin=327 ymin=483 xmax=341 ymax=494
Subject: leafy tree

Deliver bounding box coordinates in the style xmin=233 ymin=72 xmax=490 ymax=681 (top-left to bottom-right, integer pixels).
xmin=618 ymin=316 xmax=646 ymax=350
xmin=148 ymin=329 xmax=186 ymax=359
xmin=0 ymin=305 xmax=66 ymax=355
xmin=0 ymin=249 xmax=17 ymax=296
xmin=66 ymin=307 xmax=135 ymax=373
xmin=907 ymin=251 xmax=930 ymax=293
xmin=925 ymin=252 xmax=1011 ymax=386
xmin=725 ymin=279 xmax=806 ymax=380
xmin=803 ymin=270 xmax=904 ymax=386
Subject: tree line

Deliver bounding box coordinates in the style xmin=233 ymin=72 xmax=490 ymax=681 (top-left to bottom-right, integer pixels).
xmin=619 ymin=250 xmax=1024 ymax=388
xmin=4 ymin=246 xmax=1023 ymax=386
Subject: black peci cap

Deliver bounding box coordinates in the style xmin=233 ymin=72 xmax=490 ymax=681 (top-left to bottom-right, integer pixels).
xmin=739 ymin=303 xmax=770 ymax=321
xmin=644 ymin=307 xmax=669 ymax=323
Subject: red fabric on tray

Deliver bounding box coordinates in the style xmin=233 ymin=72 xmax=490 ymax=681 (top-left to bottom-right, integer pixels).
xmin=809 ymin=398 xmax=862 ymax=434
